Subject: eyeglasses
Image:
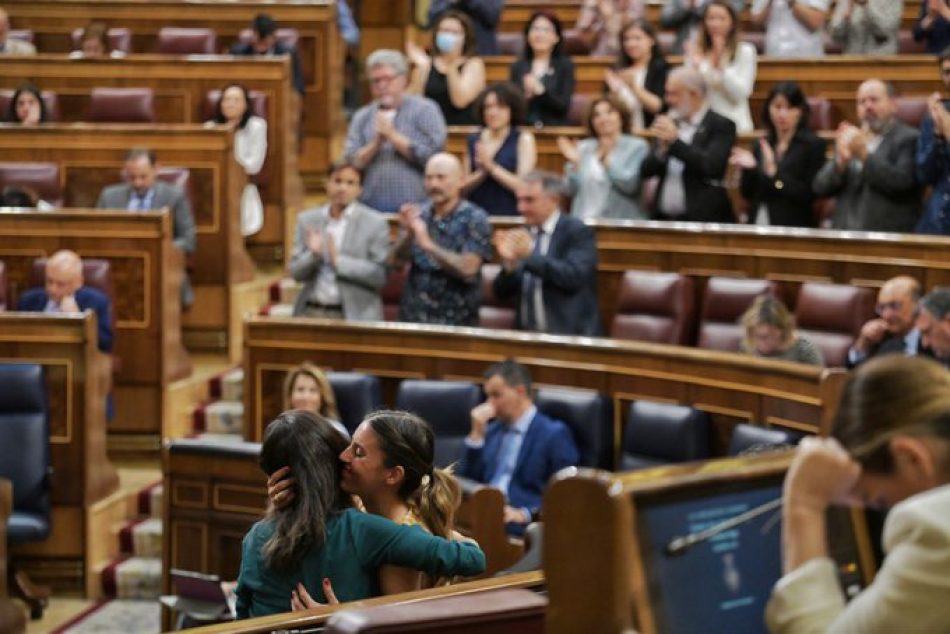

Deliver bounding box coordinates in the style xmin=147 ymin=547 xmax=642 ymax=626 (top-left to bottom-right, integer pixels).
xmin=369 ymin=74 xmax=399 ymax=86
xmin=875 ymin=300 xmax=905 ymax=315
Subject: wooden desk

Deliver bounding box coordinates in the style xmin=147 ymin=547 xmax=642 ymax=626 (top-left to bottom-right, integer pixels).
xmin=485 ymin=55 xmax=942 ymax=126
xmin=0 ymin=313 xmax=119 ymax=593
xmin=1 ymin=0 xmax=343 ymax=190
xmin=0 ymin=124 xmax=254 ymax=361
xmin=0 ymin=209 xmax=191 ymax=448
xmin=243 ymin=318 xmax=848 ymax=460
xmin=0 ymin=54 xmax=302 ymax=264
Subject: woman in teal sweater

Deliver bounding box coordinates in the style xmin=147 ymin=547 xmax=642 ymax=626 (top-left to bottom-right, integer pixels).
xmin=235 ymin=410 xmax=486 ymax=618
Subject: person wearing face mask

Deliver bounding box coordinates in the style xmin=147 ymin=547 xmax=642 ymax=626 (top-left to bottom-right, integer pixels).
xmin=407 ymin=11 xmax=486 ymax=126
xmin=813 ymin=79 xmax=922 ymax=233
xmin=642 ymin=65 xmax=736 ymax=223
xmin=739 ymin=295 xmax=824 ymax=366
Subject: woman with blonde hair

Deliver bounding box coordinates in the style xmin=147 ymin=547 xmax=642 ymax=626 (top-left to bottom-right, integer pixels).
xmin=739 ymin=295 xmax=823 ymax=366
xmin=767 ymin=355 xmax=950 ymax=632
xmin=283 ymin=363 xmax=348 ymax=438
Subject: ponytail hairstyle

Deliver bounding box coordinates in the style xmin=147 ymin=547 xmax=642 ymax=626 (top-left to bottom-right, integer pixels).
xmin=364 ymin=410 xmax=462 ymax=538
xmin=258 ymin=410 xmax=352 ymax=571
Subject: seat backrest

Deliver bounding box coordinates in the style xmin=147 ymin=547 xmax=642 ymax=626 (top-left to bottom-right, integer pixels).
xmin=327 ymin=372 xmax=382 ymax=433
xmin=237 ymin=27 xmax=300 ymax=50
xmin=728 ymin=423 xmax=803 ymax=456
xmin=610 ymin=270 xmax=695 ymax=345
xmin=794 ymin=282 xmax=874 ymax=367
xmin=697 ymin=277 xmax=779 ymax=352
xmin=0 ymin=89 xmax=59 ymax=123
xmin=806 ymin=96 xmax=834 ymax=131
xmin=620 ymin=400 xmax=710 ymax=471
xmin=88 ymin=87 xmax=156 ymax=123
xmin=156 ymin=27 xmax=218 ymax=54
xmin=479 ymin=263 xmax=516 ymax=330
xmin=496 ymin=32 xmax=524 ymax=56
xmin=534 ymin=387 xmax=612 ymax=469
xmin=395 ymin=380 xmax=482 ymax=468
xmin=740 ymin=31 xmax=765 ymax=54
xmin=566 ymin=93 xmax=592 ymax=127
xmin=203 ymin=89 xmax=269 ymax=122
xmin=154 ymin=166 xmax=194 ymax=214
xmin=894 ymin=96 xmax=928 ymax=128
xmin=562 ymin=27 xmax=591 ymax=55
xmin=0 ymin=260 xmax=7 ymax=311
xmin=70 ymin=27 xmax=133 ymax=53
xmin=0 ymin=364 xmax=50 ymax=520
xmin=0 ymin=162 xmax=63 ymax=207
xmin=898 ymin=30 xmax=927 ymax=54
xmin=381 ymin=264 xmax=408 ymax=321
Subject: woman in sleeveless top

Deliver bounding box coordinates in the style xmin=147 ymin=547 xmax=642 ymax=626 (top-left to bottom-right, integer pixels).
xmin=462 ymin=82 xmax=537 ymax=216
xmin=407 ymin=10 xmax=486 ymax=125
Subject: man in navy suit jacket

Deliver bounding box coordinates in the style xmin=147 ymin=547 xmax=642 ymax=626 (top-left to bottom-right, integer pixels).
xmin=458 ymin=360 xmax=580 ymax=535
xmin=16 ymin=250 xmax=113 ymax=353
xmin=493 ymin=171 xmax=602 ymax=336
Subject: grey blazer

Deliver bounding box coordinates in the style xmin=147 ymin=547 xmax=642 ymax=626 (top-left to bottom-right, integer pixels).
xmin=96 ymin=180 xmax=198 ymax=305
xmin=290 ymin=202 xmax=390 ymax=321
xmin=566 ymin=135 xmax=649 ymax=220
xmin=813 ymin=120 xmax=922 ymax=233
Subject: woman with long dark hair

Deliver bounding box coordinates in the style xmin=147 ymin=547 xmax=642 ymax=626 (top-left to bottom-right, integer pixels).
xmin=5 ymin=83 xmax=47 ymax=125
xmin=508 ymin=11 xmax=575 ymax=127
xmin=236 ymin=410 xmax=484 ymax=618
xmin=729 ymin=81 xmax=826 ymax=227
xmin=767 ymin=356 xmax=950 ymax=631
xmin=604 ymin=18 xmax=668 ymax=131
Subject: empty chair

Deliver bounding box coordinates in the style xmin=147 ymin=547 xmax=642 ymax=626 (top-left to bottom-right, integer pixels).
xmin=697 ymin=277 xmax=778 ymax=352
xmin=395 ymin=380 xmax=482 ymax=468
xmin=496 ymin=32 xmax=524 ymax=56
xmin=610 ymin=270 xmax=695 ymax=345
xmin=88 ymin=87 xmax=156 ymax=123
xmin=794 ymin=282 xmax=875 ymax=367
xmin=156 ymin=27 xmax=217 ymax=55
xmin=894 ymin=96 xmax=928 ymax=129
xmin=70 ymin=26 xmax=132 ymax=53
xmin=327 ymin=372 xmax=382 ymax=433
xmin=898 ymin=31 xmax=927 ymax=55
xmin=728 ymin=423 xmax=803 ymax=456
xmin=0 ymin=363 xmax=51 ymax=618
xmin=566 ymin=93 xmax=593 ymax=127
xmin=0 ymin=162 xmax=63 ymax=207
xmin=381 ymin=264 xmax=408 ymax=321
xmin=562 ymin=28 xmax=592 ymax=55
xmin=479 ymin=263 xmax=516 ymax=330
xmin=535 ymin=387 xmax=612 ymax=469
xmin=620 ymin=400 xmax=710 ymax=471
xmin=806 ymin=96 xmax=835 ymax=131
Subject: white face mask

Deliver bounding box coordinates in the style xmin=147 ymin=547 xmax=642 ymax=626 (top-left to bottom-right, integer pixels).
xmin=435 ymin=31 xmax=462 ymax=54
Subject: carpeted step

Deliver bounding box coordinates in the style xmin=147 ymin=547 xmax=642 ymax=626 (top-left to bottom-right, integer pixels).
xmin=259 ymin=302 xmax=295 ymax=317
xmin=113 ymin=556 xmax=162 ymax=600
xmin=219 ymin=368 xmax=243 ymax=403
xmin=205 ymin=400 xmax=244 ymax=435
xmin=137 ymin=482 xmax=163 ymax=519
xmin=119 ymin=518 xmax=162 ymax=559
xmin=277 ymin=277 xmax=303 ymax=305
xmin=52 ymin=599 xmax=161 ymax=634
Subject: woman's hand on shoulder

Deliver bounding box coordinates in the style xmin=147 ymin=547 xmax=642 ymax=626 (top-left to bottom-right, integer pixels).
xmin=291 ymin=579 xmax=339 ymax=611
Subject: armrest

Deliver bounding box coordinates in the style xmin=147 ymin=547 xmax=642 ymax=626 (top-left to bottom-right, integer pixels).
xmin=0 ymin=478 xmax=10 ymax=530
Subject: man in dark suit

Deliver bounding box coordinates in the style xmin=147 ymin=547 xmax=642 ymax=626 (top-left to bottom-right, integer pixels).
xmin=917 ymin=289 xmax=950 ymax=366
xmin=848 ymin=276 xmax=928 ymax=367
xmin=493 ymin=170 xmax=602 ymax=336
xmin=97 ymin=147 xmax=197 ymax=307
xmin=458 ymin=360 xmax=580 ymax=535
xmin=230 ymin=13 xmax=305 ymax=96
xmin=642 ymin=65 xmax=736 ymax=223
xmin=17 ymin=250 xmax=112 ymax=353
xmin=813 ymin=79 xmax=922 ymax=232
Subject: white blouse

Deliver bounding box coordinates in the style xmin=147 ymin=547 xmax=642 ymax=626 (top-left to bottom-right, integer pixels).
xmin=234 ymin=115 xmax=268 ymax=236
xmin=693 ymin=41 xmax=757 ymax=134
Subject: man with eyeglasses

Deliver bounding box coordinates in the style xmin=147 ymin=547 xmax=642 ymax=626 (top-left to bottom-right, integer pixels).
xmin=343 ymin=49 xmax=447 ymax=213
xmin=916 ymin=49 xmax=950 ymax=235
xmin=848 ymin=276 xmax=929 ymax=367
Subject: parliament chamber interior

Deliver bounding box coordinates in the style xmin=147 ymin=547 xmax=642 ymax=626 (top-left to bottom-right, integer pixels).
xmin=1 ymin=0 xmax=949 ymax=632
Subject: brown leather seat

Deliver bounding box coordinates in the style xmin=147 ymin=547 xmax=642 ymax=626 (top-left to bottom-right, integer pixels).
xmin=658 ymin=31 xmax=676 ymax=56
xmin=806 ymin=96 xmax=835 ymax=131
xmin=0 ymin=90 xmax=60 ymax=123
xmin=155 ymin=167 xmax=194 ymax=215
xmin=496 ymin=32 xmax=524 ymax=56
xmin=381 ymin=263 xmax=408 ymax=321
xmin=237 ymin=27 xmax=300 ymax=49
xmin=70 ymin=27 xmax=132 ymax=53
xmin=567 ymin=93 xmax=593 ymax=127
xmin=610 ymin=270 xmax=695 ymax=345
xmin=156 ymin=27 xmax=217 ymax=55
xmin=697 ymin=277 xmax=779 ymax=352
xmin=894 ymin=96 xmax=928 ymax=128
xmin=479 ymin=263 xmax=516 ymax=330
xmin=794 ymin=282 xmax=875 ymax=367
xmin=0 ymin=261 xmax=7 ymax=311
xmin=898 ymin=30 xmax=927 ymax=54
xmin=324 ymin=588 xmax=547 ymax=633
xmin=0 ymin=162 xmax=63 ymax=207
xmin=562 ymin=27 xmax=591 ymax=55
xmin=88 ymin=87 xmax=156 ymax=123
xmin=741 ymin=31 xmax=765 ymax=54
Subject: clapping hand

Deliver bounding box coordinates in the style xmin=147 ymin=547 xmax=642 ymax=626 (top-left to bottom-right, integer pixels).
xmin=650 ymin=115 xmax=679 ymax=146
xmin=758 ymin=138 xmax=777 ymax=177
xmin=305 ymin=227 xmax=323 ymax=256
xmin=556 ymin=136 xmax=580 ymax=164
xmin=729 ymin=146 xmax=758 ymax=170
xmin=405 ymin=40 xmax=429 ymax=69
xmin=834 ymin=122 xmax=857 ymax=166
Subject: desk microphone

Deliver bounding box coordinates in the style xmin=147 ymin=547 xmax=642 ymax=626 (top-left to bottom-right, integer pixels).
xmin=664 ymin=497 xmax=782 ymax=557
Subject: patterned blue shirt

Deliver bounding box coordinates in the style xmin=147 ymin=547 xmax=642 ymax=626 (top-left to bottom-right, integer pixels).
xmin=399 ymin=199 xmax=492 ymax=326
xmin=344 ymin=95 xmax=447 ymax=213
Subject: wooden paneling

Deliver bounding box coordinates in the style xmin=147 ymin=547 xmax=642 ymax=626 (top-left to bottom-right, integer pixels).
xmin=0 ymin=313 xmax=119 ymax=591
xmin=0 ymin=54 xmax=302 ymax=264
xmin=0 ymin=209 xmax=191 ymax=440
xmin=0 ymin=125 xmax=254 ymax=359
xmin=1 ymin=0 xmax=343 ymax=190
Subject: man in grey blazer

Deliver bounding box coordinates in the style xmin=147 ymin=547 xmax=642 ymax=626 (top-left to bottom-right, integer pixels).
xmin=289 ymin=160 xmax=389 ymax=320
xmin=97 ymin=148 xmax=198 ymax=306
xmin=813 ymin=79 xmax=923 ymax=233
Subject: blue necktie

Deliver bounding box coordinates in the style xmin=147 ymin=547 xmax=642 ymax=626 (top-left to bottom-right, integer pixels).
xmin=489 ymin=427 xmax=521 ymax=495
xmin=522 ymin=229 xmax=544 ymax=331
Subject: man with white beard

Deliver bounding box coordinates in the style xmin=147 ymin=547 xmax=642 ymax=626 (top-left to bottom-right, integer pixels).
xmin=813 ymin=79 xmax=922 ymax=232
xmin=641 ymin=65 xmax=737 ymax=223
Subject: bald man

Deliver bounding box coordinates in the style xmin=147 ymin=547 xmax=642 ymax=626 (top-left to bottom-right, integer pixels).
xmin=0 ymin=8 xmax=36 ymax=55
xmin=848 ymin=276 xmax=928 ymax=367
xmin=391 ymin=152 xmax=491 ymax=325
xmin=17 ymin=250 xmax=113 ymax=352
xmin=814 ymin=79 xmax=922 ymax=232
